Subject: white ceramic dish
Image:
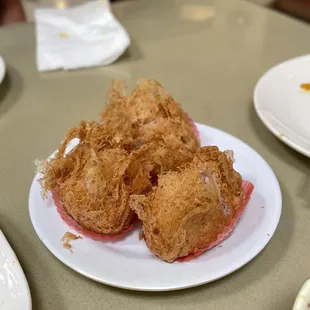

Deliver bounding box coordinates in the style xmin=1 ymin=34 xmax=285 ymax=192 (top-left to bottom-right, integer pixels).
xmin=0 ymin=230 xmax=32 ymax=310
xmin=0 ymin=56 xmax=5 ymax=85
xmin=254 ymin=55 xmax=310 ymax=157
xmin=29 ymin=123 xmax=282 ymax=291
xmin=293 ymin=279 xmax=310 ymax=310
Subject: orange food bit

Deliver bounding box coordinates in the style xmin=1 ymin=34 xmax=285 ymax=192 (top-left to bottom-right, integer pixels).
xmin=300 ymin=83 xmax=310 ymax=91
xmin=61 ymin=232 xmax=82 ymax=252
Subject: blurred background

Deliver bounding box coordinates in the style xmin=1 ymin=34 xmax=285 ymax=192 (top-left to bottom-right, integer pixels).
xmin=19 ymin=0 xmax=310 ymax=23
xmin=23 ymin=0 xmax=89 ymax=20
xmin=0 ymin=0 xmax=306 ymax=25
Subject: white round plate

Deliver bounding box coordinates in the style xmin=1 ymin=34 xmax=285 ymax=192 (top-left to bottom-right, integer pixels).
xmin=0 ymin=56 xmax=5 ymax=85
xmin=293 ymin=279 xmax=310 ymax=310
xmin=254 ymin=55 xmax=310 ymax=157
xmin=29 ymin=123 xmax=282 ymax=291
xmin=0 ymin=230 xmax=32 ymax=310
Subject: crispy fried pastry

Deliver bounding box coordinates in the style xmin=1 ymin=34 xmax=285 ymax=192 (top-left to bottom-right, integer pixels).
xmin=39 ymin=116 xmax=197 ymax=236
xmin=101 ymin=79 xmax=200 ymax=152
xmin=40 ymin=124 xmax=149 ymax=236
xmin=129 ymin=139 xmax=195 ymax=187
xmin=39 ymin=79 xmax=202 ymax=240
xmin=102 ymin=79 xmax=188 ymax=123
xmin=135 ymin=116 xmax=198 ymax=153
xmin=130 ymin=146 xmax=246 ymax=262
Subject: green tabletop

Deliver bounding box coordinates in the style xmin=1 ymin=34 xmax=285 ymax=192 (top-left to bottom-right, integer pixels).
xmin=0 ymin=0 xmax=309 ymax=309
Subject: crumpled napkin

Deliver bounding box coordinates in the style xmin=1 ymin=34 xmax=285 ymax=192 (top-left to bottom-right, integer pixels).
xmin=35 ymin=1 xmax=130 ymax=72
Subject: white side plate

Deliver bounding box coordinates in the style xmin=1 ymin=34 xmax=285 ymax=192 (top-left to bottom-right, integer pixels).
xmin=0 ymin=56 xmax=5 ymax=85
xmin=293 ymin=279 xmax=310 ymax=310
xmin=254 ymin=55 xmax=310 ymax=157
xmin=0 ymin=230 xmax=32 ymax=310
xmin=29 ymin=123 xmax=282 ymax=291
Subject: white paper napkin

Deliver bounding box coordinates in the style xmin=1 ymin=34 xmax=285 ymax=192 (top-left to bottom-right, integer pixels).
xmin=35 ymin=1 xmax=130 ymax=72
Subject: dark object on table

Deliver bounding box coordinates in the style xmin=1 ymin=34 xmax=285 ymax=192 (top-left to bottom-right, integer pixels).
xmin=0 ymin=0 xmax=25 ymax=25
xmin=274 ymin=0 xmax=310 ymax=22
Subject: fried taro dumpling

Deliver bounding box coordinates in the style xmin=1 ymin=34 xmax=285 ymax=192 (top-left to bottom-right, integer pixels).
xmin=130 ymin=146 xmax=244 ymax=262
xmin=101 ymin=79 xmax=200 ymax=152
xmin=40 ymin=124 xmax=149 ymax=235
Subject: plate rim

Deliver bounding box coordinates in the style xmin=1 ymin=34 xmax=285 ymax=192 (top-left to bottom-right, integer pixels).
xmin=0 ymin=230 xmax=32 ymax=309
xmin=0 ymin=56 xmax=5 ymax=85
xmin=29 ymin=123 xmax=282 ymax=291
xmin=253 ymin=54 xmax=310 ymax=158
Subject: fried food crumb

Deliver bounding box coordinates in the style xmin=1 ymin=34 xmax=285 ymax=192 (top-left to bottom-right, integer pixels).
xmin=61 ymin=232 xmax=82 ymax=253
xmin=34 ymin=159 xmax=45 ymax=174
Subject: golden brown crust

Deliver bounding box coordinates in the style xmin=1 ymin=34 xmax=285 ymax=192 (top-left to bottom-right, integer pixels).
xmin=129 ymin=139 xmax=196 ymax=187
xmin=58 ymin=147 xmax=133 ymax=234
xmin=100 ymin=79 xmax=200 ymax=152
xmin=135 ymin=117 xmax=199 ymax=153
xmin=130 ymin=147 xmax=243 ymax=262
xmin=39 ymin=121 xmax=148 ymax=235
xmin=40 ymin=146 xmax=132 ymax=234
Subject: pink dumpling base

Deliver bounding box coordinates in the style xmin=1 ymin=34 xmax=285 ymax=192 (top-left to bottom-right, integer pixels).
xmin=52 ymin=190 xmax=134 ymax=241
